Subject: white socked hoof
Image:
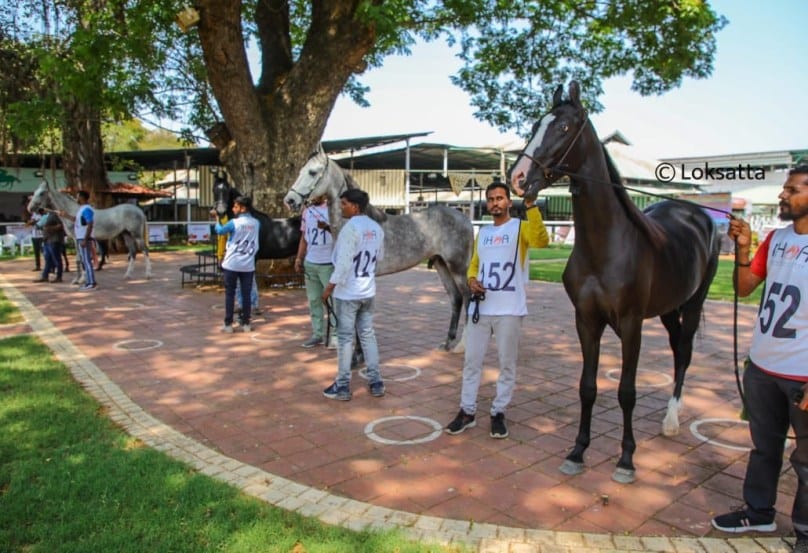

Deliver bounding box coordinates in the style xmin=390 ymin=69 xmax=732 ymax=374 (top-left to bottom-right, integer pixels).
xmin=662 ymin=397 xmax=682 ymax=436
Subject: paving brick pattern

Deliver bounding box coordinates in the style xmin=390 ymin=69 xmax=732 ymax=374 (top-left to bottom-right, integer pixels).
xmin=0 ymin=251 xmax=801 ymax=552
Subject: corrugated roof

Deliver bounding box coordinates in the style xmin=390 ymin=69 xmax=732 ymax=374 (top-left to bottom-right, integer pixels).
xmin=605 ymin=142 xmax=706 ymax=186
xmin=8 ymin=133 xmax=433 ymax=171
xmin=733 ymin=184 xmax=782 ymax=205
xmin=338 ymin=143 xmax=512 ymax=171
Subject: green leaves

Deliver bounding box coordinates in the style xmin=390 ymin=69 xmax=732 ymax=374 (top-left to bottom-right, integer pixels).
xmin=451 ymin=0 xmax=727 ymax=136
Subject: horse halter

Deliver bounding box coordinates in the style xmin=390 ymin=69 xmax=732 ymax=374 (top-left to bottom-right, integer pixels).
xmin=520 ymin=110 xmax=589 ymax=183
xmin=289 ymin=155 xmax=331 ymax=207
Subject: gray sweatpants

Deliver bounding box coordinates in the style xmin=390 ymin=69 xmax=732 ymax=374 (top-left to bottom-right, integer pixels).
xmin=460 ymin=314 xmax=523 ymax=416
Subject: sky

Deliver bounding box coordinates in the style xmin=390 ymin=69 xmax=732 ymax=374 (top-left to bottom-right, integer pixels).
xmin=322 ymin=0 xmax=808 ymax=160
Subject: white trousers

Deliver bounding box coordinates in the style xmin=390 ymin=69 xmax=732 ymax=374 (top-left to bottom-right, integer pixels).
xmin=460 ymin=314 xmax=523 ymax=416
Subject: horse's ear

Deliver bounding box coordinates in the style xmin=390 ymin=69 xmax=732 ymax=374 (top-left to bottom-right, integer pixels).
xmin=568 ymin=81 xmax=581 ymax=108
xmin=552 ymin=85 xmax=563 ymax=108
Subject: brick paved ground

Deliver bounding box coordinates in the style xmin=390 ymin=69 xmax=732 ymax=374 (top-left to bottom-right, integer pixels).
xmin=1 ymin=251 xmax=800 ymax=552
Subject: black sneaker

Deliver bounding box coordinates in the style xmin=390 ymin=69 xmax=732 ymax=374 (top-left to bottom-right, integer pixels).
xmin=490 ymin=412 xmax=509 ymax=439
xmin=301 ymin=336 xmax=324 ymax=348
xmin=323 ymin=382 xmax=351 ymax=401
xmin=711 ymin=507 xmax=776 ymax=533
xmin=369 ymin=381 xmax=385 ymax=397
xmin=445 ymin=409 xmax=476 ymax=435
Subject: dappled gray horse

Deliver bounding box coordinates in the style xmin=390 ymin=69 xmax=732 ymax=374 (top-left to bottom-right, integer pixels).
xmin=28 ymin=180 xmax=152 ymax=280
xmin=284 ymin=147 xmax=473 ymax=351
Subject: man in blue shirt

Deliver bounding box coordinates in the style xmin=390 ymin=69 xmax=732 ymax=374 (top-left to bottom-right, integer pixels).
xmin=212 ymin=196 xmax=260 ymax=333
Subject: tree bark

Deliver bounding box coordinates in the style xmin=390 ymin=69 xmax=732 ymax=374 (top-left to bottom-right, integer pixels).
xmin=196 ymin=0 xmax=376 ymax=216
xmin=61 ymin=99 xmax=110 ymax=207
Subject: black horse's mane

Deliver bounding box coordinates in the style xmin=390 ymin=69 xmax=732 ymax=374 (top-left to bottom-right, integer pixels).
xmin=600 ymin=143 xmax=667 ymax=250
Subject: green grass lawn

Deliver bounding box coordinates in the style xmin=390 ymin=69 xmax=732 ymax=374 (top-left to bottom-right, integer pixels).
xmin=528 ymin=248 xmax=763 ymax=306
xmin=0 ymin=295 xmax=463 ymax=553
xmin=0 ymin=289 xmax=24 ymax=325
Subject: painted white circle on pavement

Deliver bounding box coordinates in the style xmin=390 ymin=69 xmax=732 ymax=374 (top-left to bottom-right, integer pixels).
xmin=114 ymin=339 xmax=163 ymax=351
xmin=104 ymin=303 xmax=145 ymax=311
xmin=251 ymin=331 xmax=303 ymax=344
xmin=605 ymin=368 xmax=673 ymax=388
xmin=358 ymin=364 xmax=422 ymax=382
xmin=365 ymin=415 xmax=443 ymax=445
xmin=690 ymin=418 xmax=750 ymax=452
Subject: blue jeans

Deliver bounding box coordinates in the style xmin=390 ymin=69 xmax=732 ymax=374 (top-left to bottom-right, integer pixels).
xmin=236 ymin=274 xmax=259 ymax=310
xmin=743 ymin=360 xmax=808 ymax=537
xmin=223 ymin=269 xmax=254 ymax=325
xmin=334 ymin=297 xmax=381 ymax=388
xmin=41 ymin=241 xmax=63 ymax=280
xmin=78 ymin=239 xmax=96 ymax=285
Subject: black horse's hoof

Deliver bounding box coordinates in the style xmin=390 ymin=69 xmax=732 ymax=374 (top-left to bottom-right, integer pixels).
xmin=612 ymin=467 xmax=636 ymax=484
xmin=559 ymin=459 xmax=584 ymax=475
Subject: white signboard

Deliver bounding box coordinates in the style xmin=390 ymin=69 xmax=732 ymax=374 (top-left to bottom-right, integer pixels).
xmin=148 ymin=224 xmax=169 ymax=243
xmin=187 ymin=223 xmax=211 ymax=243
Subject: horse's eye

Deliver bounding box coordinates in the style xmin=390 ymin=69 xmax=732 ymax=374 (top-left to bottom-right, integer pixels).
xmin=560 ymin=123 xmax=569 ymax=133
xmin=309 ymin=169 xmax=317 ymax=177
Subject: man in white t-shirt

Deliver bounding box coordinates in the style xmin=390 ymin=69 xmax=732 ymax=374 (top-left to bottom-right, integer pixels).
xmin=321 ymin=189 xmax=384 ymax=401
xmin=72 ymin=190 xmax=97 ymax=291
xmin=212 ymin=195 xmax=260 ymax=333
xmin=711 ymin=166 xmax=808 ymax=553
xmin=445 ymin=180 xmax=549 ymax=439
xmin=294 ymin=196 xmax=335 ymax=348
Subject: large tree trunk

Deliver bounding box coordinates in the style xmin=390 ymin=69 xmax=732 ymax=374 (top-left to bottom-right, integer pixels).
xmin=196 ymin=0 xmax=375 ymax=216
xmin=61 ymin=99 xmax=110 ymax=207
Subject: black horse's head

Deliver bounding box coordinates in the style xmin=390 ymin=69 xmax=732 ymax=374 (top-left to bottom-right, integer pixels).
xmin=212 ymin=172 xmax=235 ymax=218
xmin=509 ymin=81 xmax=589 ymax=201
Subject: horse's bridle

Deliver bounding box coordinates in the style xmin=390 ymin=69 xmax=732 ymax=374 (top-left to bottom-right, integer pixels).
xmin=517 ymin=110 xmax=589 ymax=185
xmin=288 ymin=154 xmax=347 ymax=207
xmin=287 ymin=154 xmax=331 ymax=207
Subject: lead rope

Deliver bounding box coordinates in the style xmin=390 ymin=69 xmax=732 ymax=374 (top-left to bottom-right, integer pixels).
xmin=471 ymin=293 xmax=484 ymax=324
xmin=325 ymin=297 xmax=338 ymax=345
xmin=732 ymin=238 xmax=747 ymax=421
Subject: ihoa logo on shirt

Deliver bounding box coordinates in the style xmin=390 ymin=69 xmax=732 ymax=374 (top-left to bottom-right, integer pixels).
xmin=482 ymin=233 xmax=511 ymax=247
xmin=771 ymin=239 xmax=808 ymax=264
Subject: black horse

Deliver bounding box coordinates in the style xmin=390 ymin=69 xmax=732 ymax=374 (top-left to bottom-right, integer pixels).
xmin=213 ymin=174 xmax=364 ymax=365
xmin=510 ymin=81 xmax=720 ymax=483
xmin=212 ymin=174 xmax=300 ymax=259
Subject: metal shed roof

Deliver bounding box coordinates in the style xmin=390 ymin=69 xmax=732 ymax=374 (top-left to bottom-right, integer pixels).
xmin=8 ymin=132 xmax=433 ymax=171
xmin=336 ymin=143 xmax=513 ymax=172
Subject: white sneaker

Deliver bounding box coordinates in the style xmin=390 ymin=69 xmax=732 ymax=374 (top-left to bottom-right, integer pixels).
xmin=327 ymin=338 xmax=337 ymax=350
xmin=220 ymin=324 xmax=234 ymax=333
xmin=241 ymin=324 xmax=251 ymax=332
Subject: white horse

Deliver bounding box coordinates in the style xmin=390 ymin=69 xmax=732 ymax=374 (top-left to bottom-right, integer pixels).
xmin=28 ymin=180 xmax=152 ymax=280
xmin=284 ymin=147 xmax=472 ymax=351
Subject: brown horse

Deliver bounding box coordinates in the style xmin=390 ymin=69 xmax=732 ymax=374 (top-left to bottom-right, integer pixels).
xmin=510 ymin=81 xmax=720 ymax=483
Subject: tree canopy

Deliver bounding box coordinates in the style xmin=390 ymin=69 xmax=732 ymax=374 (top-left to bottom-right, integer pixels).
xmin=2 ymin=0 xmax=726 ymax=212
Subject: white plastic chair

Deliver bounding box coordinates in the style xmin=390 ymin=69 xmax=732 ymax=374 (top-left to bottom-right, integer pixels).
xmin=19 ymin=234 xmax=34 ymax=255
xmin=0 ymin=234 xmax=19 ymax=256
